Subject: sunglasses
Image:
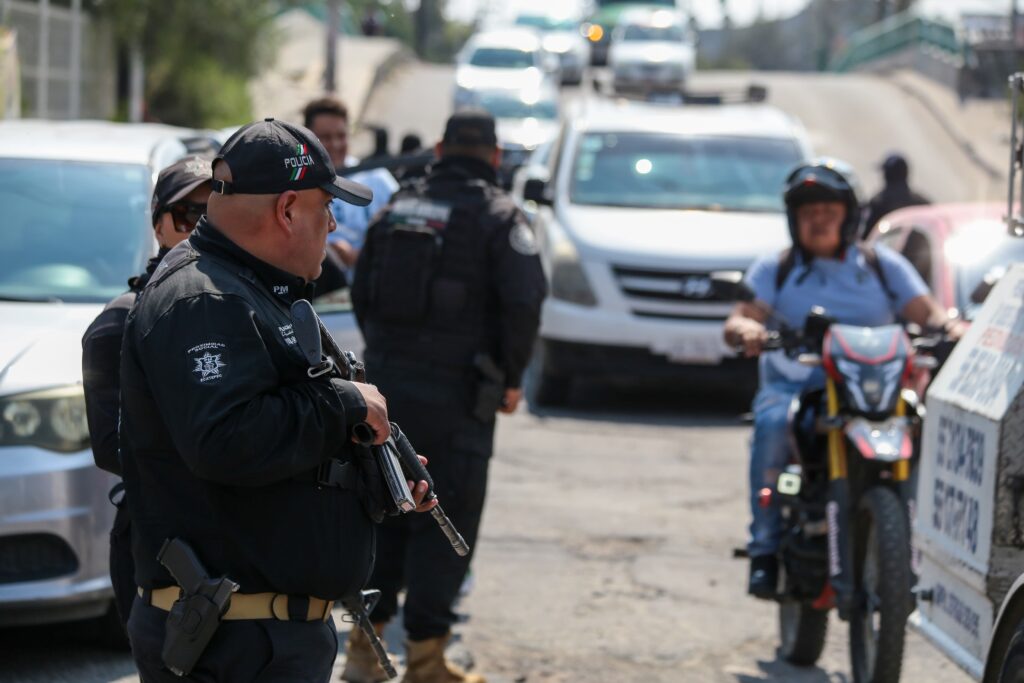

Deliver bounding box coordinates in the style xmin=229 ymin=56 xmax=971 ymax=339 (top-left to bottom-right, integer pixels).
xmin=168 ymin=201 xmax=207 ymax=233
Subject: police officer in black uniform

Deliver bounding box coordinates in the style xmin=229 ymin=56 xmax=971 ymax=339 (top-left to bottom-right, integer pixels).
xmin=348 ymin=110 xmax=547 ymax=683
xmin=81 ymin=155 xmax=212 ymax=631
xmin=862 ymin=153 xmax=931 ymax=237
xmin=118 ymin=119 xmax=430 ymax=682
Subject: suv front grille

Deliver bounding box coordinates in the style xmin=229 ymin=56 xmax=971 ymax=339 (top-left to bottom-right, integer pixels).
xmin=612 ymin=265 xmax=733 ymax=303
xmin=0 ymin=533 xmax=79 ymax=584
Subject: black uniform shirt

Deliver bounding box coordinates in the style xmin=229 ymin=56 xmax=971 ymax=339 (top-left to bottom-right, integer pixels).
xmin=352 ymin=156 xmax=547 ymax=389
xmin=119 ymin=219 xmax=374 ymax=599
xmin=82 ymin=249 xmax=167 ymax=476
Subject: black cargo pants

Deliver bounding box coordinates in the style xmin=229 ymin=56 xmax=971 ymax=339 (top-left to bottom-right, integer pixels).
xmin=364 ymin=363 xmax=493 ymax=641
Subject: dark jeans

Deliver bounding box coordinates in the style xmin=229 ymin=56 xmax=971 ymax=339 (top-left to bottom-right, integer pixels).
xmin=365 ymin=365 xmax=493 ymax=641
xmin=127 ymin=597 xmax=338 ymax=683
xmin=109 ymin=494 xmax=135 ymax=630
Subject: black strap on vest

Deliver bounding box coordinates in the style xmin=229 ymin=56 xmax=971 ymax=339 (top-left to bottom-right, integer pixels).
xmin=774 ymin=245 xmax=894 ymax=301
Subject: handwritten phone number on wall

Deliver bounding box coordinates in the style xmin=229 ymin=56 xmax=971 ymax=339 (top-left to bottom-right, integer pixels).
xmin=932 ymin=478 xmax=981 ymax=556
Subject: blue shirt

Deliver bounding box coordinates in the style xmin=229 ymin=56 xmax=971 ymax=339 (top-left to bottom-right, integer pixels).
xmin=328 ymin=167 xmax=398 ymax=251
xmin=745 ymin=244 xmax=929 ymax=384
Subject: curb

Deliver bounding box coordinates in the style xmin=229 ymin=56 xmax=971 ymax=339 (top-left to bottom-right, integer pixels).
xmin=885 ymin=72 xmax=1003 ymax=181
xmin=354 ymin=45 xmax=414 ymax=130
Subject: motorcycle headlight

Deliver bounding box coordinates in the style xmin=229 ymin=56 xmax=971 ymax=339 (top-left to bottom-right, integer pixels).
xmin=0 ymin=386 xmax=90 ymax=453
xmin=550 ymin=230 xmax=597 ymax=307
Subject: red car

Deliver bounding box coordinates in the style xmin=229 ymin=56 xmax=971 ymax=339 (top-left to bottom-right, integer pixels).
xmin=866 ymin=202 xmax=1022 ymax=320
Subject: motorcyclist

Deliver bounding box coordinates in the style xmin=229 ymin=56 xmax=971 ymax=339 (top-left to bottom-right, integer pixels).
xmin=723 ymin=158 xmax=964 ymax=598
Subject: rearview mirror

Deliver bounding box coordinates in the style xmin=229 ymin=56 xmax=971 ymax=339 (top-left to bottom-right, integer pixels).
xmin=523 ymin=178 xmax=552 ymax=206
xmin=971 ymin=267 xmax=1006 ymax=304
xmin=710 ymin=270 xmax=754 ymax=302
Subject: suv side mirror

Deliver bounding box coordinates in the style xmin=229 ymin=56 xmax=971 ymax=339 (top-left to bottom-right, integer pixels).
xmin=523 ymin=178 xmax=553 ymax=206
xmin=710 ymin=271 xmax=754 ymax=302
xmin=971 ymin=267 xmax=1006 ymax=304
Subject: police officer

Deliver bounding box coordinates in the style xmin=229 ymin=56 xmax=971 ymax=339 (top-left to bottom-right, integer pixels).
xmin=348 ymin=110 xmax=547 ymax=683
xmin=862 ymin=153 xmax=931 ymax=237
xmin=81 ymin=155 xmax=212 ymax=630
xmin=119 ymin=119 xmax=431 ymax=682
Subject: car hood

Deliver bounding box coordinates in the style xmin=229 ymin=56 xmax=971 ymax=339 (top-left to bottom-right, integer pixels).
xmin=610 ymin=41 xmax=693 ymax=66
xmin=0 ymin=302 xmax=102 ymax=396
xmin=558 ymin=205 xmax=790 ymax=268
xmin=543 ymin=32 xmax=587 ymax=55
xmin=497 ymin=118 xmax=560 ymax=150
xmin=455 ymin=65 xmax=545 ymax=91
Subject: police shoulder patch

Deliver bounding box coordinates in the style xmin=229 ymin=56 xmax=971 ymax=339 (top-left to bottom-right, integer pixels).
xmin=187 ymin=342 xmax=228 ymax=384
xmin=509 ymin=223 xmax=539 ymax=256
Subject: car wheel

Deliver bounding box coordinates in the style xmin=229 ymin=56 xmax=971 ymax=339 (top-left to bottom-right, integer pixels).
xmin=83 ymin=600 xmax=130 ymax=650
xmin=529 ymin=342 xmax=573 ymax=408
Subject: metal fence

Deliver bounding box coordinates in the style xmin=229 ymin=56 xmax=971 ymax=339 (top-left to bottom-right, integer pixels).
xmin=0 ymin=0 xmax=115 ymax=119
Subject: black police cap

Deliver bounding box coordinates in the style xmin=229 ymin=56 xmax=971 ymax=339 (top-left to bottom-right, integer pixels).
xmin=151 ymin=155 xmax=213 ymax=224
xmin=213 ymin=118 xmax=372 ymax=207
xmin=442 ymin=110 xmax=498 ymax=147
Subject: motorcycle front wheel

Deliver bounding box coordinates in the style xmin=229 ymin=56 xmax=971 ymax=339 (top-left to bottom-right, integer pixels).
xmin=779 ymin=600 xmax=829 ymax=666
xmin=849 ymin=486 xmax=912 ymax=683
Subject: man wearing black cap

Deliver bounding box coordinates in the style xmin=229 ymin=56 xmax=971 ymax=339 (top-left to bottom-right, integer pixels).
xmin=81 ymin=155 xmax=213 ymax=633
xmin=862 ymin=153 xmax=931 ymax=237
xmin=348 ymin=111 xmax=547 ymax=683
xmin=118 ymin=119 xmax=432 ymax=682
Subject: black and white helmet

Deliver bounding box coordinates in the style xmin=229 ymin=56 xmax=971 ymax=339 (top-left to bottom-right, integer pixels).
xmin=783 ymin=158 xmax=862 ymax=255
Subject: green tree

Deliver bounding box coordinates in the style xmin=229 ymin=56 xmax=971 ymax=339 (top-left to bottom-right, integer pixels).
xmin=97 ymin=0 xmax=292 ymax=127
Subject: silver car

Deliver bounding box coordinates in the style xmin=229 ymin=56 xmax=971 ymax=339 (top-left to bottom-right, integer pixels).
xmin=0 ymin=121 xmax=196 ymax=637
xmin=609 ymin=9 xmax=696 ymax=96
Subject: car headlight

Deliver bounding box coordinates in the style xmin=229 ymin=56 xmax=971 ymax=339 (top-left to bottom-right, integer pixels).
xmin=0 ymin=386 xmax=90 ymax=453
xmin=550 ymin=229 xmax=597 ymax=307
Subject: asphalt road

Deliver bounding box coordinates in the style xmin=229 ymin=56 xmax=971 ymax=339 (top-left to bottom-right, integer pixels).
xmin=0 ymin=64 xmax=989 ymax=682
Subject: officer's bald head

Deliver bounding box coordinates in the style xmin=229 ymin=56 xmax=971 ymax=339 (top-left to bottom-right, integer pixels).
xmin=207 ymin=162 xmax=278 ymax=234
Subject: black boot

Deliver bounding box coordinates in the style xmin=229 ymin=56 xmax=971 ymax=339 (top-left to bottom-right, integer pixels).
xmin=748 ymin=554 xmax=778 ymax=599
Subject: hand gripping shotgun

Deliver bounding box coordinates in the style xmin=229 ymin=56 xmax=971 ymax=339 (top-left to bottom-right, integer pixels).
xmin=352 ymin=421 xmax=471 ymax=558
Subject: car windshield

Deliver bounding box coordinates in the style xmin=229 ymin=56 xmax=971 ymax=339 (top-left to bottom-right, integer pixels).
xmin=953 ymin=234 xmax=1024 ymax=319
xmin=515 ymin=15 xmax=578 ymax=32
xmin=477 ymin=93 xmax=558 ymax=120
xmin=469 ymin=47 xmax=536 ymax=68
xmin=621 ymin=24 xmax=684 ymax=42
xmin=0 ymin=159 xmax=152 ymax=303
xmin=570 ymin=133 xmax=803 ymax=211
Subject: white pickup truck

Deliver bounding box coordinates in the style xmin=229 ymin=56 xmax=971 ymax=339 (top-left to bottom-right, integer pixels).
xmin=912 ymin=73 xmax=1024 ymax=683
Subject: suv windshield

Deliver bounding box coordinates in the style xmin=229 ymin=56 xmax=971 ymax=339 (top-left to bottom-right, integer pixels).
xmin=621 ymin=24 xmax=684 ymax=42
xmin=477 ymin=93 xmax=558 ymax=120
xmin=570 ymin=133 xmax=803 ymax=212
xmin=469 ymin=47 xmax=536 ymax=69
xmin=0 ymin=159 xmax=152 ymax=303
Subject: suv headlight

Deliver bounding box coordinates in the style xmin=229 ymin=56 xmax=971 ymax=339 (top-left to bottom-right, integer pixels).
xmin=0 ymin=386 xmax=90 ymax=453
xmin=550 ymin=229 xmax=597 ymax=307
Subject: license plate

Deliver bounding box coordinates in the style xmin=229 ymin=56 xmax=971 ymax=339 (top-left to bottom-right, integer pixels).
xmin=654 ymin=335 xmax=724 ymax=365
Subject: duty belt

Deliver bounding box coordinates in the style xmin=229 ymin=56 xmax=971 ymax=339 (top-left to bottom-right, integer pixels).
xmin=139 ymin=586 xmax=334 ymax=622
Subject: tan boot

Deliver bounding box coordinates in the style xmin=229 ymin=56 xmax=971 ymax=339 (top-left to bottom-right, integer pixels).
xmin=341 ymin=622 xmax=393 ymax=683
xmin=401 ymin=634 xmax=485 ymax=683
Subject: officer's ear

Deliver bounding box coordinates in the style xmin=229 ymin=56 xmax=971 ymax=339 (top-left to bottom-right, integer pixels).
xmin=275 ymin=191 xmax=300 ymax=231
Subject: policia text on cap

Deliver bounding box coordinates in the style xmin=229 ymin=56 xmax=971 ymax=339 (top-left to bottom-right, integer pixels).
xmin=118 ymin=119 xmax=434 ymax=682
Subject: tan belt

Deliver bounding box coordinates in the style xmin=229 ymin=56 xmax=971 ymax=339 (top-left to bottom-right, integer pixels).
xmin=139 ymin=586 xmax=334 ymax=622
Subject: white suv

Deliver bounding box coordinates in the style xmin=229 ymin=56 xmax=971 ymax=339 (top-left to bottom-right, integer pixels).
xmin=521 ymin=99 xmax=812 ymax=404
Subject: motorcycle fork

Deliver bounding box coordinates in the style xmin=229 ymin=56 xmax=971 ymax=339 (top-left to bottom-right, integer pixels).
xmin=825 ymin=378 xmax=856 ymax=617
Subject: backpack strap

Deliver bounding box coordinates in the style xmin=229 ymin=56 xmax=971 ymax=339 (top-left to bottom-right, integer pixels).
xmin=859 ymin=244 xmax=896 ymax=303
xmin=774 ymin=248 xmax=797 ymax=292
